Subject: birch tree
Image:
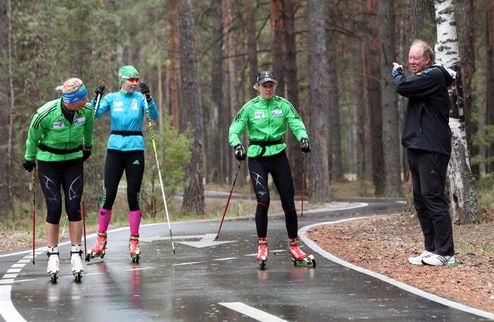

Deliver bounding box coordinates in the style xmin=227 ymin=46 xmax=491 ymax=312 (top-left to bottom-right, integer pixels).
xmin=434 ymin=0 xmax=480 ymax=224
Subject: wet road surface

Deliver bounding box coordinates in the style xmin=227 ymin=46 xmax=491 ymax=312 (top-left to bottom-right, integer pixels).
xmin=1 ymin=199 xmax=492 ymax=321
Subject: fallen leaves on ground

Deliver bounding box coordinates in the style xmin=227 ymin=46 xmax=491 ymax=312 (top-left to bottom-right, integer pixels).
xmin=309 ymin=214 xmax=494 ymax=313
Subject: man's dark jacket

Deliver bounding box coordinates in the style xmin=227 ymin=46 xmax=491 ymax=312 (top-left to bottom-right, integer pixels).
xmin=392 ymin=64 xmax=454 ymax=156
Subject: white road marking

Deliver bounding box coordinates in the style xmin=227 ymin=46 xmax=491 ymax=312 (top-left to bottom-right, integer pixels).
xmin=0 ymin=285 xmax=26 ymax=322
xmin=172 ymin=261 xmax=205 ymax=266
xmin=299 ymin=218 xmax=494 ymax=321
xmin=211 ymin=257 xmax=238 ymax=261
xmin=11 ymin=264 xmax=25 ymax=268
xmin=0 ymin=280 xmax=14 ymax=285
xmin=178 ymin=233 xmax=236 ymax=248
xmin=219 ymin=302 xmax=289 ymax=322
xmin=2 ymin=274 xmax=18 ymax=279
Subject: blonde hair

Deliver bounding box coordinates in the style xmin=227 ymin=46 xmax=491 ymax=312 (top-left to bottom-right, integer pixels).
xmin=56 ymin=78 xmax=84 ymax=94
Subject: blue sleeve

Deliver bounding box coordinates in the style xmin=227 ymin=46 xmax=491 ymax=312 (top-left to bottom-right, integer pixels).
xmin=95 ymin=94 xmax=111 ymax=119
xmin=143 ymin=95 xmax=159 ymax=120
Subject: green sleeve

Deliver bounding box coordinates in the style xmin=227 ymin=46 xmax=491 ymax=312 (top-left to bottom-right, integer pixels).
xmin=228 ymin=104 xmax=249 ymax=147
xmin=284 ymin=101 xmax=308 ymax=141
xmin=24 ymin=113 xmax=44 ymax=161
xmin=83 ymin=104 xmax=94 ymax=148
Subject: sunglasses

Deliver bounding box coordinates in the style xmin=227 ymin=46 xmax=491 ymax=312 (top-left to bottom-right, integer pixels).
xmin=127 ymin=77 xmax=140 ymax=83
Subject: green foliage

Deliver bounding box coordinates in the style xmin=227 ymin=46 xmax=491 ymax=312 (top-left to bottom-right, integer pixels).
xmin=141 ymin=113 xmax=192 ymax=217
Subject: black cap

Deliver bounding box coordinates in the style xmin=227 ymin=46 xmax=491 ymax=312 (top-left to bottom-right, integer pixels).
xmin=256 ymin=71 xmax=277 ymax=85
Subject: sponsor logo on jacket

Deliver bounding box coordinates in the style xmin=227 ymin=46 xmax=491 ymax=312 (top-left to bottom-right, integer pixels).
xmin=113 ymin=101 xmax=124 ymax=112
xmin=254 ymin=111 xmax=265 ymax=119
xmin=271 ymin=109 xmax=283 ymax=117
xmin=74 ymin=117 xmax=86 ymax=126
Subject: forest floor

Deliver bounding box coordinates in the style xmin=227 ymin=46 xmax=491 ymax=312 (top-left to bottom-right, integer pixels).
xmin=308 ymin=212 xmax=494 ymax=314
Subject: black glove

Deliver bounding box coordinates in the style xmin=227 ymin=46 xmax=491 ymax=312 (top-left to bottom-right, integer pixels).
xmin=94 ymin=84 xmax=105 ymax=97
xmin=82 ymin=148 xmax=91 ymax=162
xmin=300 ymin=138 xmax=311 ymax=153
xmin=234 ymin=144 xmax=246 ymax=161
xmin=139 ymin=82 xmax=152 ymax=102
xmin=22 ymin=159 xmax=36 ymax=172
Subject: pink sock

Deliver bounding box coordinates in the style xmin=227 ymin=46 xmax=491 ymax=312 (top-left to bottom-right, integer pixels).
xmin=98 ymin=208 xmax=112 ymax=233
xmin=129 ymin=210 xmax=141 ymax=236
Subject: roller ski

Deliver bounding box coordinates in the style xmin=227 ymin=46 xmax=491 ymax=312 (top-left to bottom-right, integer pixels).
xmin=256 ymin=238 xmax=268 ymax=270
xmin=129 ymin=234 xmax=140 ymax=264
xmin=289 ymin=238 xmax=316 ymax=268
xmin=86 ymin=232 xmax=107 ymax=262
xmin=70 ymin=246 xmax=84 ymax=283
xmin=46 ymin=247 xmax=60 ymax=284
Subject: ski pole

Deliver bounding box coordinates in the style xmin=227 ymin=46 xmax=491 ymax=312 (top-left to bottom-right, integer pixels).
xmin=142 ymin=86 xmax=176 ymax=254
xmin=59 ymin=216 xmax=67 ymax=243
xmin=82 ymin=197 xmax=87 ymax=258
xmin=301 ymin=154 xmax=305 ymax=217
xmin=30 ymin=169 xmax=36 ymax=265
xmin=93 ymin=82 xmax=105 ymax=117
xmin=215 ymin=162 xmax=242 ymax=240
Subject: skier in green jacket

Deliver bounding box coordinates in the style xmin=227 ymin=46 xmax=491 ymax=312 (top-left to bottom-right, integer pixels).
xmin=23 ymin=77 xmax=94 ymax=283
xmin=229 ymin=71 xmax=314 ymax=269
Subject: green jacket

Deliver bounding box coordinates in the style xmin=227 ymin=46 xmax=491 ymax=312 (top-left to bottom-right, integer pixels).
xmin=24 ymin=99 xmax=94 ymax=162
xmin=229 ymin=95 xmax=309 ymax=157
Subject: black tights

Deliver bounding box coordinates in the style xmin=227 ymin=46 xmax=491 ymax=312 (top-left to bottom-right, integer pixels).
xmin=248 ymin=151 xmax=298 ymax=239
xmin=101 ymin=149 xmax=144 ymax=210
xmin=37 ymin=159 xmax=83 ymax=224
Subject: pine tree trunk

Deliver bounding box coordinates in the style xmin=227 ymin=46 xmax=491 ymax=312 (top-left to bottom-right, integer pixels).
xmin=434 ymin=0 xmax=480 ymax=224
xmin=224 ymin=0 xmax=239 ymax=184
xmin=327 ymin=0 xmax=343 ymax=181
xmin=0 ymin=0 xmax=9 ymax=211
xmin=455 ymin=0 xmax=478 ymax=175
xmin=354 ymin=41 xmax=367 ymax=181
xmin=167 ymin=0 xmax=180 ymax=130
xmin=270 ymin=0 xmax=285 ymax=97
xmin=209 ymin=0 xmax=223 ymax=183
xmin=364 ymin=0 xmax=385 ymax=196
xmin=179 ymin=0 xmax=205 ymax=215
xmin=486 ymin=0 xmax=494 ymax=173
xmin=283 ymin=0 xmax=304 ymax=195
xmin=379 ymin=0 xmax=402 ymax=197
xmin=308 ymin=0 xmax=330 ymax=202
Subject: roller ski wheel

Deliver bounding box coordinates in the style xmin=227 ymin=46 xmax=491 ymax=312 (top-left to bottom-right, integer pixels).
xmin=259 ymin=257 xmax=267 ymax=270
xmin=129 ymin=235 xmax=140 ymax=264
xmin=256 ymin=238 xmax=268 ymax=270
xmin=71 ymin=249 xmax=84 ymax=283
xmin=50 ymin=272 xmax=58 ymax=284
xmin=86 ymin=232 xmax=107 ymax=262
xmin=46 ymin=248 xmax=60 ymax=284
xmin=292 ymin=254 xmax=316 ymax=268
xmin=289 ymin=238 xmax=316 ymax=268
xmin=74 ymin=272 xmax=82 ymax=283
xmin=131 ymin=253 xmax=140 ymax=264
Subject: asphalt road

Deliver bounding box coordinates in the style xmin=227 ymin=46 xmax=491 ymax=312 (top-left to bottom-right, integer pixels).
xmin=1 ymin=199 xmax=492 ymax=322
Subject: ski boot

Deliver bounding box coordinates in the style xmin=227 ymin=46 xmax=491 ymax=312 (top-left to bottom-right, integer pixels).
xmin=289 ymin=238 xmax=316 ymax=268
xmin=129 ymin=234 xmax=140 ymax=264
xmin=256 ymin=237 xmax=268 ymax=270
xmin=70 ymin=246 xmax=84 ymax=283
xmin=86 ymin=232 xmax=107 ymax=262
xmin=46 ymin=247 xmax=60 ymax=284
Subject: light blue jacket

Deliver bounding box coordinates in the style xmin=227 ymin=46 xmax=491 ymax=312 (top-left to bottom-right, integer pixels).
xmin=95 ymin=90 xmax=158 ymax=151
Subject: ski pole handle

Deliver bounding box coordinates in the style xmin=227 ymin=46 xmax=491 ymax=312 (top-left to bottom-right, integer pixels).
xmin=93 ymin=82 xmax=105 ymax=117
